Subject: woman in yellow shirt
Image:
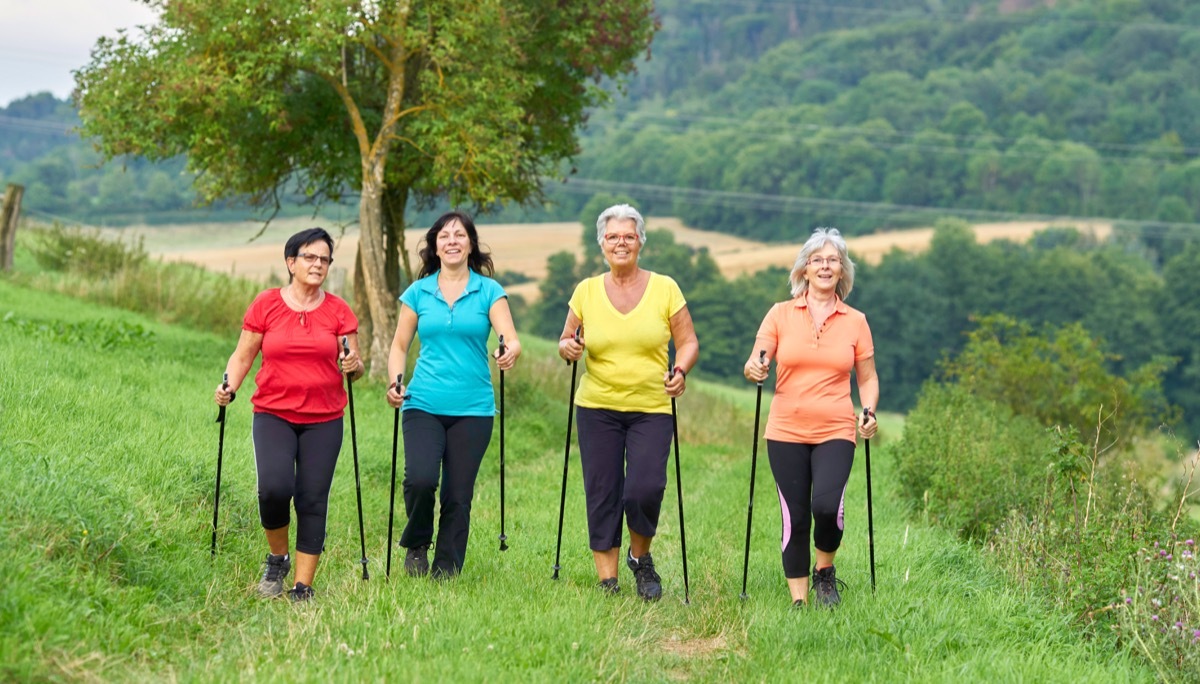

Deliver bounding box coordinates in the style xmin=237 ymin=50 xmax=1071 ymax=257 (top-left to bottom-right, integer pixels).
xmin=558 ymin=204 xmax=699 ymax=601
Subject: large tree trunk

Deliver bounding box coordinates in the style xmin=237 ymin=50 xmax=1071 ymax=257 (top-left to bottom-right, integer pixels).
xmin=382 ymin=184 xmax=412 ymax=295
xmin=358 ymin=163 xmax=397 ymax=379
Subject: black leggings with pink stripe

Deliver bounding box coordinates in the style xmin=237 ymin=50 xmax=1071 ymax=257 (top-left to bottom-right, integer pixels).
xmin=766 ymin=439 xmax=856 ymax=579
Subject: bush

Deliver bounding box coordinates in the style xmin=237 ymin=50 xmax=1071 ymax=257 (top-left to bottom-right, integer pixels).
xmin=893 ymin=382 xmax=1052 ymax=539
xmin=27 ymin=223 xmax=147 ymax=277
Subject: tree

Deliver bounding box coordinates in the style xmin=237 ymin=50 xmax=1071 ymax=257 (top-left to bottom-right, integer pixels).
xmin=75 ymin=0 xmax=655 ymax=374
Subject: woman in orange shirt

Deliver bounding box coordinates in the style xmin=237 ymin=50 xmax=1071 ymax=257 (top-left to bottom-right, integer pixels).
xmin=744 ymin=227 xmax=878 ymax=608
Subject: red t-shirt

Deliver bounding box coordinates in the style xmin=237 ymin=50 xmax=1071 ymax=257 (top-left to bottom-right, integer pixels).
xmin=243 ymin=289 xmax=359 ymax=424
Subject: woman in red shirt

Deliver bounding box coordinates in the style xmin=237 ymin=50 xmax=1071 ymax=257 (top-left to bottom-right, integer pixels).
xmin=214 ymin=228 xmax=362 ymax=602
xmin=744 ymin=227 xmax=878 ymax=609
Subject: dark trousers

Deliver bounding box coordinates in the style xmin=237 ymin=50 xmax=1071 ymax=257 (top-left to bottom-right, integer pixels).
xmin=252 ymin=413 xmax=343 ymax=555
xmin=766 ymin=439 xmax=855 ymax=578
xmin=400 ymin=409 xmax=494 ymax=576
xmin=576 ymin=407 xmax=674 ymax=551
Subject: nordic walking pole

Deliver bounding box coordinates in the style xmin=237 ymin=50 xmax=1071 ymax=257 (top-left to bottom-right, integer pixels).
xmin=552 ymin=326 xmax=581 ymax=580
xmin=863 ymin=406 xmax=876 ymax=593
xmin=669 ymin=365 xmax=691 ymax=605
xmin=211 ymin=372 xmax=230 ymax=556
xmin=343 ymin=336 xmax=369 ymax=580
xmin=386 ymin=373 xmax=403 ymax=578
xmin=498 ymin=335 xmax=509 ymax=551
xmin=740 ymin=350 xmax=767 ymax=599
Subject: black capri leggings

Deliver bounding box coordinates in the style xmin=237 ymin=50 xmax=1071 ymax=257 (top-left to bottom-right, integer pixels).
xmin=766 ymin=439 xmax=855 ymax=579
xmin=575 ymin=407 xmax=674 ymax=551
xmin=400 ymin=409 xmax=494 ymax=577
xmin=252 ymin=412 xmax=343 ymax=555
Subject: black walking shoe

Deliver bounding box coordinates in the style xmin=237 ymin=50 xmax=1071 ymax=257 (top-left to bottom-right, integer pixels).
xmin=792 ymin=598 xmax=807 ymax=610
xmin=404 ymin=543 xmax=430 ymax=577
xmin=598 ymin=577 xmax=620 ymax=595
xmin=626 ymin=548 xmax=662 ymax=602
xmin=288 ymin=582 xmax=315 ymax=603
xmin=810 ymin=565 xmax=846 ymax=608
xmin=258 ymin=553 xmax=291 ymax=598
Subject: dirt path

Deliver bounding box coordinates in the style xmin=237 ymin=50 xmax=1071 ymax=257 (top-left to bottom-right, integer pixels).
xmin=133 ymin=216 xmax=1111 ymax=302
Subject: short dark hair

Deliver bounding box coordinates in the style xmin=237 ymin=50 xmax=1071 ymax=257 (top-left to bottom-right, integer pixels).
xmin=417 ymin=211 xmax=494 ymax=279
xmin=284 ymin=228 xmax=335 ymax=283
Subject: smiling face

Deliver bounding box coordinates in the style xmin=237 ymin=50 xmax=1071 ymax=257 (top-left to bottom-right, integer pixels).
xmin=601 ymin=217 xmax=641 ymax=269
xmin=287 ymin=240 xmax=332 ymax=287
xmin=803 ymin=243 xmax=843 ymax=295
xmin=435 ymin=219 xmax=471 ymax=268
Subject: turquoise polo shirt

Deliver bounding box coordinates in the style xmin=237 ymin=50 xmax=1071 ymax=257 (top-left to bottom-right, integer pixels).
xmin=400 ymin=269 xmax=507 ymax=417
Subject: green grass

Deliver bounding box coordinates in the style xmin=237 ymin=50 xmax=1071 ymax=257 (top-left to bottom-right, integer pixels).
xmin=0 ymin=279 xmax=1154 ymax=682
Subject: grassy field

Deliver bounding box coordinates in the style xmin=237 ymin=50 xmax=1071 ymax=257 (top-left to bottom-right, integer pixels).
xmin=0 ymin=279 xmax=1153 ymax=682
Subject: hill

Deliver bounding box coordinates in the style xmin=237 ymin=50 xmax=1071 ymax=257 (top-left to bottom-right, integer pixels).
xmin=0 ymin=279 xmax=1151 ymax=681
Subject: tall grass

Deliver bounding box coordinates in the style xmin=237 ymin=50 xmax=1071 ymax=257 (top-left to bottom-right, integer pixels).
xmin=0 ymin=278 xmax=1155 ymax=682
xmin=10 ymin=223 xmax=265 ymax=333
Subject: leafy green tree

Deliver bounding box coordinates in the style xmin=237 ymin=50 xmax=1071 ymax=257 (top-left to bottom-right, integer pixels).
xmin=75 ymin=0 xmax=655 ymax=372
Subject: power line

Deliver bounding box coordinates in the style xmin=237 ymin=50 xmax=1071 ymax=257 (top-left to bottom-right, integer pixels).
xmin=558 ymin=177 xmax=1200 ymax=235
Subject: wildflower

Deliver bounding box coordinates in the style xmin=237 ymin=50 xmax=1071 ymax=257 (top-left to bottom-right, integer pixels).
xmin=1175 ymin=621 xmax=1184 ymax=630
xmin=1125 ymin=597 xmax=1133 ymax=605
xmin=1185 ymin=539 xmax=1194 ymax=546
xmin=1151 ymin=615 xmax=1159 ymax=621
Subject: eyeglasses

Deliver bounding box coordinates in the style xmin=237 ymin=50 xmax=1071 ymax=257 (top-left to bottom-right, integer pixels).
xmin=808 ymin=256 xmax=842 ymax=267
xmin=296 ymin=253 xmax=333 ymax=266
xmin=604 ymin=234 xmax=639 ymax=245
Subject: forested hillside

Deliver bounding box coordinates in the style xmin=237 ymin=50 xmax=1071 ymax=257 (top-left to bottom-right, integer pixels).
xmin=574 ymin=0 xmax=1200 ymax=238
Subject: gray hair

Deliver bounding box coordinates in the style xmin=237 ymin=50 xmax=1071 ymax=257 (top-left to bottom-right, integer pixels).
xmin=595 ymin=204 xmax=647 ymax=247
xmin=789 ymin=227 xmax=856 ymax=299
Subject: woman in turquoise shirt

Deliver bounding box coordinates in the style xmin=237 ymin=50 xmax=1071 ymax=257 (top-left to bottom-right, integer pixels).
xmin=386 ymin=211 xmax=521 ymax=579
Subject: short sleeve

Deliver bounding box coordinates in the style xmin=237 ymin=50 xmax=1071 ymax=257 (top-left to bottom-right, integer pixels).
xmin=754 ymin=302 xmax=783 ymax=348
xmin=242 ymin=290 xmax=271 ymax=333
xmin=567 ymin=280 xmax=587 ymax=320
xmin=334 ymin=296 xmax=359 ymax=337
xmin=855 ymin=314 xmax=875 ymax=362
xmin=485 ymin=277 xmax=507 ymax=308
xmin=663 ymin=275 xmax=686 ymax=317
xmin=399 ymin=281 xmax=421 ymax=313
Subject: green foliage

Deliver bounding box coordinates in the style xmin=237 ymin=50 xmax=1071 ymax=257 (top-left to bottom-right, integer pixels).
xmin=893 ymin=383 xmax=1053 ymax=539
xmin=941 ymin=314 xmax=1176 ymax=450
xmin=2 ymin=312 xmax=154 ymax=351
xmin=28 ymin=223 xmax=147 ymax=277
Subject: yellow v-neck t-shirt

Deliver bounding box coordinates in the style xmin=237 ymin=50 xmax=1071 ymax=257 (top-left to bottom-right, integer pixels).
xmin=568 ymin=272 xmax=686 ymax=414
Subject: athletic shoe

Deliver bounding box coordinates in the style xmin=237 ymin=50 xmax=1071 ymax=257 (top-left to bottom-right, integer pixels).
xmin=598 ymin=577 xmax=620 ymax=595
xmin=257 ymin=553 xmax=291 ymax=598
xmin=626 ymin=548 xmax=662 ymax=602
xmin=792 ymin=598 xmax=807 ymax=609
xmin=810 ymin=565 xmax=845 ymax=607
xmin=404 ymin=543 xmax=430 ymax=577
xmin=288 ymin=582 xmax=314 ymax=603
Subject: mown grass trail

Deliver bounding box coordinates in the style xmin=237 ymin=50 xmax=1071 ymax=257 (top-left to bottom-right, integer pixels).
xmin=0 ymin=280 xmax=1153 ymax=682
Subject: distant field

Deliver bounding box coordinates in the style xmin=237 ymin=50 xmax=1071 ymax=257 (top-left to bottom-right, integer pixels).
xmin=115 ymin=216 xmax=1112 ymax=302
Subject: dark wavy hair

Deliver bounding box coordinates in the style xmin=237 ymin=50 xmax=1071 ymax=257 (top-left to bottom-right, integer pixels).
xmin=283 ymin=227 xmax=335 ymax=283
xmin=417 ymin=211 xmax=494 ymax=279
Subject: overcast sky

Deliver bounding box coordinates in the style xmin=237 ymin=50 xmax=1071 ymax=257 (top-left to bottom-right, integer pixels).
xmin=0 ymin=0 xmax=159 ymax=107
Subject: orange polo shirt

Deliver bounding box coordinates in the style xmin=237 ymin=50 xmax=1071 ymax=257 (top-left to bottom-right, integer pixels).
xmin=754 ymin=297 xmax=874 ymax=444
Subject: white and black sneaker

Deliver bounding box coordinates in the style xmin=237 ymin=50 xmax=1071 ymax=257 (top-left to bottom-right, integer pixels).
xmin=288 ymin=581 xmax=315 ymax=603
xmin=626 ymin=548 xmax=662 ymax=602
xmin=258 ymin=553 xmax=291 ymax=598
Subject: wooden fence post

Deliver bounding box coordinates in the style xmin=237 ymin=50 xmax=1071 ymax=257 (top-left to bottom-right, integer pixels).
xmin=0 ymin=183 xmax=24 ymax=271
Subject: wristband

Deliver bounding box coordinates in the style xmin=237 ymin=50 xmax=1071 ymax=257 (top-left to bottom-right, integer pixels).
xmin=673 ymin=366 xmax=687 ymax=379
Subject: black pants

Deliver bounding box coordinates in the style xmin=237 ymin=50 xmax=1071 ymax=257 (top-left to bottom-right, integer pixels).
xmin=400 ymin=409 xmax=494 ymax=576
xmin=767 ymin=439 xmax=855 ymax=579
xmin=575 ymin=407 xmax=673 ymax=551
xmin=252 ymin=413 xmax=343 ymax=555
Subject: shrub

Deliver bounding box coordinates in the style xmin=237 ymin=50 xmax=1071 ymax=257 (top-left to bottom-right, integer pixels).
xmin=27 ymin=223 xmax=147 ymax=277
xmin=892 ymin=382 xmax=1052 ymax=539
